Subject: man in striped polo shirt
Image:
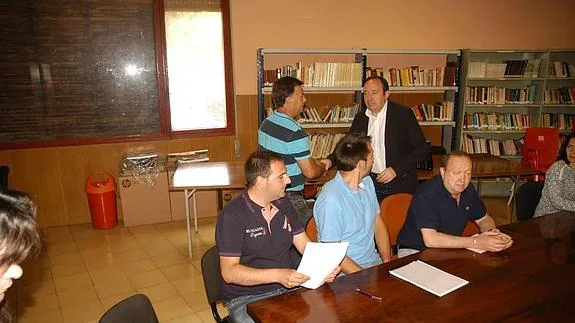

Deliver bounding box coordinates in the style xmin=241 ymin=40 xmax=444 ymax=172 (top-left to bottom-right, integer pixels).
xmin=259 ymin=76 xmax=331 ymax=225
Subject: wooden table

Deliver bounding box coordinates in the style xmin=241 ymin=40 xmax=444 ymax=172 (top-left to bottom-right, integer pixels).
xmin=170 ymin=155 xmax=537 ymax=257
xmin=169 ymin=161 xmax=245 ymax=258
xmin=248 ymin=211 xmax=575 ymax=322
xmin=469 ymin=154 xmax=539 ymax=222
xmin=311 ymin=153 xmax=538 ymax=222
xmin=313 ymin=153 xmax=537 ymax=184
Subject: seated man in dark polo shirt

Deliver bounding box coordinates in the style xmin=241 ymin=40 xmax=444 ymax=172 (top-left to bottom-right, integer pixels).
xmin=396 ymin=151 xmax=513 ymax=258
xmin=216 ymin=150 xmax=340 ymax=323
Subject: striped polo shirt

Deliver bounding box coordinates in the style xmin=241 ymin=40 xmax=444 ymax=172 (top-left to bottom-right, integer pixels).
xmin=258 ymin=111 xmax=310 ymax=192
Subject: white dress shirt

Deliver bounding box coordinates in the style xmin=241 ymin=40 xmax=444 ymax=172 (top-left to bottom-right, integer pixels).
xmin=365 ymin=100 xmax=388 ymax=173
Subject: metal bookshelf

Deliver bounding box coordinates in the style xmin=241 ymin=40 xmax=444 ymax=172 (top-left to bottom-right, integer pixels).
xmin=256 ymin=48 xmax=463 ymax=156
xmin=457 ymin=48 xmax=575 ymax=156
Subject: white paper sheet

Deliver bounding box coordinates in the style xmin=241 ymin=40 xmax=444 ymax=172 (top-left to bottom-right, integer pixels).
xmin=297 ymin=242 xmax=349 ymax=289
xmin=389 ymin=260 xmax=469 ymax=297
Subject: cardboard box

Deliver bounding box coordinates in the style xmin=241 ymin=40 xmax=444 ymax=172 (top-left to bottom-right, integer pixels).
xmin=220 ymin=189 xmax=243 ymax=210
xmin=118 ymin=172 xmax=171 ymax=227
xmin=168 ymin=169 xmax=218 ymax=221
xmin=169 ymin=190 xmax=218 ymax=221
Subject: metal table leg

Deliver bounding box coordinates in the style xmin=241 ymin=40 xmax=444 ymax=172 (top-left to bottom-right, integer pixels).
xmin=184 ymin=188 xmax=197 ymax=258
xmin=509 ymin=176 xmax=519 ymax=224
xmin=477 ymin=179 xmax=482 ymax=197
xmin=192 ymin=190 xmax=198 ymax=233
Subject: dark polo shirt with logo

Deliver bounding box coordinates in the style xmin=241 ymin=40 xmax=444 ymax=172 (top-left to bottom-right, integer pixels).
xmin=397 ymin=174 xmax=486 ymax=251
xmin=216 ymin=190 xmax=304 ymax=300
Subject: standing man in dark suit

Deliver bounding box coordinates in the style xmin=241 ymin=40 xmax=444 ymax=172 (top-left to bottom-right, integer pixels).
xmin=350 ymin=76 xmax=428 ymax=202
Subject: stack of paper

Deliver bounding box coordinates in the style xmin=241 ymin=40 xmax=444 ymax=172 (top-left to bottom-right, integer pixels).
xmin=389 ymin=260 xmax=469 ymax=297
xmin=297 ymin=242 xmax=348 ymax=289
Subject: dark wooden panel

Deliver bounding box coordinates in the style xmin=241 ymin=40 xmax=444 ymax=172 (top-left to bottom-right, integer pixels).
xmin=249 ymin=212 xmax=575 ymax=322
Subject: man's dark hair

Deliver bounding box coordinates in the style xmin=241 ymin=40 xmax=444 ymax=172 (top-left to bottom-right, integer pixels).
xmin=334 ymin=133 xmax=372 ymax=171
xmin=271 ymin=76 xmax=303 ymax=109
xmin=363 ymin=76 xmax=390 ymax=91
xmin=557 ymin=131 xmax=575 ymax=164
xmin=441 ymin=151 xmax=472 ymax=168
xmin=245 ymin=150 xmax=285 ymax=188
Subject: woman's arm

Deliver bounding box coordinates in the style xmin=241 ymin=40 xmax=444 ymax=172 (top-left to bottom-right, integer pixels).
xmin=545 ymin=162 xmax=575 ymax=212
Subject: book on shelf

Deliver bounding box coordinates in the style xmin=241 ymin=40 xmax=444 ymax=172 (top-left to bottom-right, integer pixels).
xmin=462 ymin=135 xmax=523 ymax=156
xmin=548 ymin=61 xmax=575 ymax=78
xmin=540 ymin=113 xmax=575 ymax=130
xmin=415 ymin=141 xmax=433 ymax=170
xmin=410 ymin=101 xmax=454 ymax=122
xmin=468 ymin=59 xmax=541 ymax=78
xmin=465 ymin=86 xmax=537 ymax=105
xmin=365 ymin=65 xmax=449 ymax=87
xmin=264 ymin=62 xmax=362 ymax=88
xmin=543 ymin=87 xmax=575 ymax=104
xmin=296 ymin=104 xmax=360 ymax=124
xmin=309 ymin=133 xmax=346 ymax=159
xmin=463 ymin=112 xmax=532 ymax=131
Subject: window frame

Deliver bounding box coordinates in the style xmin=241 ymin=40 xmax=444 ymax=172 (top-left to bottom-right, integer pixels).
xmin=0 ymin=0 xmax=235 ymax=150
xmin=154 ymin=0 xmax=236 ymax=139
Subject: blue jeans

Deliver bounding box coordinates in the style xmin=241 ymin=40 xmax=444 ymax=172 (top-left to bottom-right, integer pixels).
xmin=286 ymin=192 xmax=312 ymax=225
xmin=369 ymin=173 xmax=394 ymax=204
xmin=226 ymin=287 xmax=288 ymax=323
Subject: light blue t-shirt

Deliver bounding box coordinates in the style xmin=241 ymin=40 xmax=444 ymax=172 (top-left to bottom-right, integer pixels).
xmin=313 ymin=172 xmax=382 ymax=269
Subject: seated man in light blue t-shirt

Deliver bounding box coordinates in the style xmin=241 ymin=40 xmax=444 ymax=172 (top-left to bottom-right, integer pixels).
xmin=314 ymin=133 xmax=392 ymax=274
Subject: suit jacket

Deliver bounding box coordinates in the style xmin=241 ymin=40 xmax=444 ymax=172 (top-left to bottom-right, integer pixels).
xmin=350 ymin=100 xmax=428 ymax=194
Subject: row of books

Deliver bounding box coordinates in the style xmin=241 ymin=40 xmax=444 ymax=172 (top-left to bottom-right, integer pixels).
xmin=263 ymin=62 xmax=363 ymax=87
xmin=365 ymin=64 xmax=456 ymax=87
xmin=540 ymin=113 xmax=575 ymax=130
xmin=309 ymin=133 xmax=346 ymax=159
xmin=465 ymin=86 xmax=537 ymax=105
xmin=463 ymin=112 xmax=533 ymax=130
xmin=548 ymin=61 xmax=575 ymax=78
xmin=297 ymin=104 xmax=360 ymax=124
xmin=462 ymin=135 xmax=523 ymax=156
xmin=543 ymin=87 xmax=575 ymax=105
xmin=410 ymin=101 xmax=454 ymax=122
xmin=468 ymin=59 xmax=540 ymax=78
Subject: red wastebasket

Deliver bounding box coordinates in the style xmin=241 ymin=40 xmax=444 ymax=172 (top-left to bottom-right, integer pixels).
xmin=85 ymin=172 xmax=117 ymax=230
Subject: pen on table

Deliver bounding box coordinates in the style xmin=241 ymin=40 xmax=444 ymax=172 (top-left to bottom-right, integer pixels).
xmin=355 ymin=288 xmax=382 ymax=301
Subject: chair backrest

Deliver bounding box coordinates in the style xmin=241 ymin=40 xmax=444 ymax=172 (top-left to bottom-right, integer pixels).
xmin=522 ymin=128 xmax=560 ymax=173
xmin=0 ymin=165 xmax=8 ymax=191
xmin=462 ymin=220 xmax=480 ymax=237
xmin=99 ymin=294 xmax=158 ymax=323
xmin=380 ymin=193 xmax=413 ymax=246
xmin=516 ymin=181 xmax=544 ymax=221
xmin=303 ymin=184 xmax=318 ymax=199
xmin=306 ymin=217 xmax=318 ymax=242
xmin=201 ymin=246 xmax=227 ymax=322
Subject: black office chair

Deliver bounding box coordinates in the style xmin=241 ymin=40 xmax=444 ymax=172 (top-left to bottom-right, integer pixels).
xmin=0 ymin=165 xmax=8 ymax=191
xmin=99 ymin=294 xmax=159 ymax=323
xmin=515 ymin=181 xmax=544 ymax=221
xmin=201 ymin=246 xmax=229 ymax=322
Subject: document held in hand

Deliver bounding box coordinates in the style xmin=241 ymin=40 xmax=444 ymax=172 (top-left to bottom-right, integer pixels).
xmin=297 ymin=242 xmax=349 ymax=289
xmin=389 ymin=260 xmax=469 ymax=297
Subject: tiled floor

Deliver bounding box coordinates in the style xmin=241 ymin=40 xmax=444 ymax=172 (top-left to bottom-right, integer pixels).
xmin=15 ymin=197 xmax=513 ymax=323
xmin=16 ymin=217 xmax=226 ymax=323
